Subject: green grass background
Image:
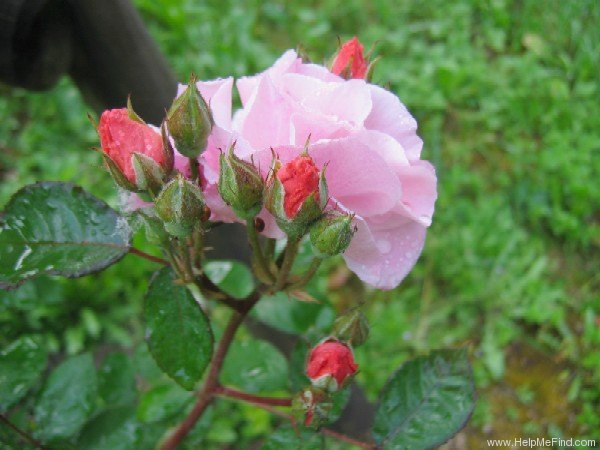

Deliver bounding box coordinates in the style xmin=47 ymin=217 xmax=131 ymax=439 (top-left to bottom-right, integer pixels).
xmin=1 ymin=0 xmax=598 ymax=448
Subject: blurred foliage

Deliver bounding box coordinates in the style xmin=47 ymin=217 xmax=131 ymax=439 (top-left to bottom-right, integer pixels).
xmin=0 ymin=0 xmax=598 ymax=448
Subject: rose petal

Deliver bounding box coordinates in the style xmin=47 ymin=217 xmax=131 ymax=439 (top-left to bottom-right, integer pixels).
xmin=364 ymin=85 xmax=422 ymax=160
xmin=237 ymin=49 xmax=300 ymax=105
xmin=281 ymin=74 xmax=372 ymax=128
xmin=309 ymin=136 xmax=401 ymax=216
xmin=344 ymin=216 xmax=427 ymax=289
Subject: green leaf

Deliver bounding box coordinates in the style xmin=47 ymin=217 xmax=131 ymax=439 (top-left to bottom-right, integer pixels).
xmin=144 ymin=268 xmax=213 ymax=390
xmin=221 ymin=338 xmax=288 ymax=393
xmin=0 ymin=182 xmax=131 ymax=289
xmin=98 ymin=352 xmax=136 ymax=406
xmin=0 ymin=276 xmax=64 ymax=312
xmin=0 ymin=336 xmax=48 ymax=411
xmin=252 ymin=292 xmax=335 ymax=335
xmin=204 ymin=260 xmax=255 ymax=299
xmin=261 ymin=423 xmax=324 ymax=450
xmin=35 ymin=353 xmax=98 ymax=441
xmin=288 ymin=339 xmax=310 ymax=392
xmin=78 ymin=405 xmax=141 ymax=450
xmin=137 ymin=382 xmax=192 ymax=423
xmin=373 ymin=349 xmax=476 ymax=450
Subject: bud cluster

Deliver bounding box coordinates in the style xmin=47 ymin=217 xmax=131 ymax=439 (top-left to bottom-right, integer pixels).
xmin=97 ymin=77 xmax=214 ymax=244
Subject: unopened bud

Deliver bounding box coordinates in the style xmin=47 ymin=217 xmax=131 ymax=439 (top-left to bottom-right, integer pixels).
xmin=330 ymin=37 xmax=371 ymax=80
xmin=332 ymin=310 xmax=369 ymax=346
xmin=265 ymin=153 xmax=327 ymax=238
xmin=309 ymin=211 xmax=354 ymax=257
xmin=306 ymin=338 xmax=358 ymax=392
xmin=155 ymin=175 xmax=205 ymax=237
xmin=166 ymin=75 xmax=213 ymax=158
xmin=218 ymin=145 xmax=264 ymax=220
xmin=97 ymin=107 xmax=167 ymax=189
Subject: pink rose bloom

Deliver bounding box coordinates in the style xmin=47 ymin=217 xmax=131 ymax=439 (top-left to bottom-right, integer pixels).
xmin=201 ymin=48 xmax=437 ymax=289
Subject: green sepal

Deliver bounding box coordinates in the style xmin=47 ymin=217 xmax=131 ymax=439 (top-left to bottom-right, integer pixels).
xmin=160 ymin=122 xmax=175 ymax=175
xmin=127 ymin=96 xmax=146 ymax=124
xmin=132 ymin=153 xmax=165 ymax=195
xmin=332 ymin=309 xmax=369 ymax=346
xmin=102 ymin=154 xmax=139 ymax=192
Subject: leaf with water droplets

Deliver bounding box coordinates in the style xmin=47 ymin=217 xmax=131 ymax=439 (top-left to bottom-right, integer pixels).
xmin=0 ymin=182 xmax=131 ymax=289
xmin=144 ymin=268 xmax=213 ymax=390
xmin=221 ymin=338 xmax=288 ymax=393
xmin=373 ymin=349 xmax=476 ymax=450
xmin=0 ymin=336 xmax=48 ymax=411
xmin=77 ymin=405 xmax=141 ymax=450
xmin=35 ymin=353 xmax=98 ymax=441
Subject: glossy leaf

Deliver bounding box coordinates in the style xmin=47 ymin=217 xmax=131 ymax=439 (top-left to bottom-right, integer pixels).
xmin=137 ymin=382 xmax=192 ymax=423
xmin=373 ymin=349 xmax=476 ymax=450
xmin=261 ymin=423 xmax=324 ymax=450
xmin=98 ymin=352 xmax=136 ymax=406
xmin=221 ymin=338 xmax=288 ymax=393
xmin=144 ymin=268 xmax=213 ymax=390
xmin=0 ymin=336 xmax=48 ymax=410
xmin=35 ymin=353 xmax=98 ymax=441
xmin=78 ymin=405 xmax=141 ymax=450
xmin=0 ymin=182 xmax=131 ymax=289
xmin=204 ymin=260 xmax=255 ymax=299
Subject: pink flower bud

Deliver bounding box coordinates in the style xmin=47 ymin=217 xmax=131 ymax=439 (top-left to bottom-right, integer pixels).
xmin=306 ymin=339 xmax=358 ymax=391
xmin=277 ymin=155 xmax=320 ymax=219
xmin=331 ymin=37 xmax=368 ymax=79
xmin=98 ymin=108 xmax=165 ymax=183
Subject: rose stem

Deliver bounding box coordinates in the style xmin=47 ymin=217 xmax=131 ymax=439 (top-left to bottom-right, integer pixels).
xmin=214 ymin=385 xmax=292 ymax=407
xmin=159 ymin=293 xmax=259 ymax=450
xmin=129 ymin=247 xmax=169 ymax=265
xmin=247 ymin=219 xmax=275 ymax=283
xmin=0 ymin=414 xmax=47 ymax=450
xmin=273 ymin=237 xmax=300 ymax=291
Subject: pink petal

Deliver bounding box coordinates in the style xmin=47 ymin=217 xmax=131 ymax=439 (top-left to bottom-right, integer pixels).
xmin=364 ymin=85 xmax=422 ymax=160
xmin=234 ymin=75 xmax=293 ymax=149
xmin=393 ymin=160 xmax=438 ymax=226
xmin=281 ymin=74 xmax=372 ymax=128
xmin=343 ymin=216 xmax=427 ymax=289
xmin=237 ymin=49 xmax=300 ymax=105
xmin=309 ymin=136 xmax=401 ymax=216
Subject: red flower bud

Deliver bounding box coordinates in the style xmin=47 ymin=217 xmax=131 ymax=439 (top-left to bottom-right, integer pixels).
xmin=306 ymin=339 xmax=358 ymax=391
xmin=98 ymin=108 xmax=165 ymax=183
xmin=331 ymin=37 xmax=368 ymax=79
xmin=277 ymin=155 xmax=320 ymax=219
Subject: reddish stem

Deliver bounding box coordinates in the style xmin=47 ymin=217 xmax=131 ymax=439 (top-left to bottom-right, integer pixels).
xmin=129 ymin=247 xmax=169 ymax=265
xmin=0 ymin=414 xmax=46 ymax=449
xmin=321 ymin=428 xmax=376 ymax=449
xmin=216 ymin=396 xmax=376 ymax=449
xmin=215 ymin=386 xmax=292 ymax=407
xmin=159 ymin=294 xmax=258 ymax=450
